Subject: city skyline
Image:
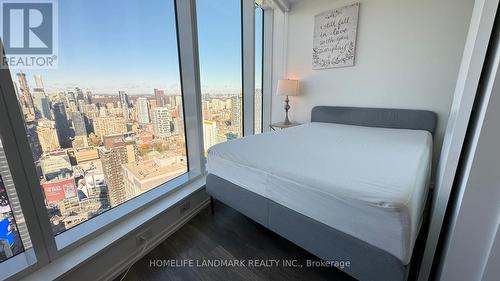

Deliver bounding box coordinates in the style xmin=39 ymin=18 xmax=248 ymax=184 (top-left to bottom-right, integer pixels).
xmin=3 ymin=68 xmax=245 ymax=241
xmin=9 ymin=0 xmax=260 ymax=96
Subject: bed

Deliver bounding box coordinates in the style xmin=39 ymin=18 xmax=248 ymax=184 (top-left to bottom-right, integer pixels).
xmin=205 ymin=106 xmax=437 ymax=281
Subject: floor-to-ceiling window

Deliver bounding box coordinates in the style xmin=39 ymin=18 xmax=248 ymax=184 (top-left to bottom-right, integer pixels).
xmin=8 ymin=0 xmax=187 ymax=237
xmin=197 ymin=0 xmax=243 ymax=154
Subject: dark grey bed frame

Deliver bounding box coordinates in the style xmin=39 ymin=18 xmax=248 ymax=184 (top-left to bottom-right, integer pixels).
xmin=206 ymin=106 xmax=437 ymax=281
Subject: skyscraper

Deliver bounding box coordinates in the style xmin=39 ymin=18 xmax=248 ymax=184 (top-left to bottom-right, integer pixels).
xmin=25 ymin=121 xmax=42 ymax=161
xmin=32 ymin=88 xmax=46 ymax=119
xmin=254 ymin=89 xmax=262 ymax=133
xmin=75 ymin=87 xmax=84 ymax=101
xmin=52 ymin=102 xmax=73 ymax=148
xmin=118 ymin=91 xmax=130 ymax=119
xmin=136 ymin=98 xmax=150 ymax=125
xmin=92 ymin=116 xmax=127 ymax=141
xmin=176 ymin=98 xmax=185 ymax=136
xmin=152 ymin=107 xmax=171 ymax=137
xmin=71 ymin=112 xmax=87 ymax=136
xmin=40 ymin=97 xmax=52 ymax=120
xmin=203 ymin=120 xmax=217 ymax=154
xmin=36 ymin=120 xmax=61 ymax=153
xmin=34 ymin=74 xmax=44 ymax=89
xmin=16 ymin=72 xmax=35 ymax=121
xmin=230 ymin=95 xmax=242 ymax=136
xmin=77 ymin=99 xmax=86 ymax=113
xmin=86 ymin=91 xmax=93 ymax=104
xmin=154 ymin=89 xmax=166 ymax=107
xmin=99 ymin=135 xmax=136 ymax=208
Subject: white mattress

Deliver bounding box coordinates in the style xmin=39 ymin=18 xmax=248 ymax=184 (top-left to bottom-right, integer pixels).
xmin=207 ymin=122 xmax=432 ymax=264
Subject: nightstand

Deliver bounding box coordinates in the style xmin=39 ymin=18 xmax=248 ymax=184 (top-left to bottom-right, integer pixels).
xmin=269 ymin=122 xmax=302 ymax=131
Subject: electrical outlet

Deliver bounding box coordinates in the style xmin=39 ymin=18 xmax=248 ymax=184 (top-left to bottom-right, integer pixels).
xmin=180 ymin=200 xmax=191 ymax=214
xmin=136 ymin=228 xmax=153 ymax=245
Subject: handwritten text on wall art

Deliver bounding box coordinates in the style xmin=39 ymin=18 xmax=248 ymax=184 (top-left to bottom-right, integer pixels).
xmin=313 ymin=3 xmax=359 ymax=69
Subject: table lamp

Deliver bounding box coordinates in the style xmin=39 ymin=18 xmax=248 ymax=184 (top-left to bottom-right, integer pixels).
xmin=277 ymin=79 xmax=299 ymax=125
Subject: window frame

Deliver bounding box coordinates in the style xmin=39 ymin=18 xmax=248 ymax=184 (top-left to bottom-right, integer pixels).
xmin=0 ymin=68 xmax=50 ymax=279
xmin=261 ymin=5 xmax=274 ymax=132
xmin=242 ymin=0 xmax=256 ymax=137
xmin=254 ymin=3 xmax=265 ymax=134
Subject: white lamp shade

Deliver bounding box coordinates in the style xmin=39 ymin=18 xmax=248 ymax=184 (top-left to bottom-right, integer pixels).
xmin=277 ymin=79 xmax=299 ymax=96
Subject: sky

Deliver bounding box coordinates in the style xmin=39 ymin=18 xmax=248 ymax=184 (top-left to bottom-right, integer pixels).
xmin=14 ymin=0 xmax=262 ymax=96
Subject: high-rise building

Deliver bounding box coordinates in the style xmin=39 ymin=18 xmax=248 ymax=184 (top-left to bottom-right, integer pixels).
xmin=167 ymin=95 xmax=177 ymax=108
xmin=203 ymin=120 xmax=217 ymax=154
xmin=98 ymin=107 xmax=107 ymax=117
xmin=16 ymin=72 xmax=36 ymax=121
xmin=151 ymin=107 xmax=171 ymax=137
xmin=25 ymin=121 xmax=42 ymax=162
xmin=34 ymin=74 xmax=44 ymax=89
xmin=67 ymin=100 xmax=78 ymax=113
xmin=122 ymin=156 xmax=186 ymax=200
xmin=32 ymin=88 xmax=46 ymax=119
xmin=77 ymin=99 xmax=86 ymax=113
xmin=75 ymin=87 xmax=84 ymax=101
xmin=99 ymin=135 xmax=136 ymax=208
xmin=136 ymin=98 xmax=150 ymax=125
xmin=176 ymin=99 xmax=185 ymax=136
xmin=230 ymin=95 xmax=242 ymax=136
xmin=52 ymin=102 xmax=73 ymax=148
xmin=86 ymin=91 xmax=93 ymax=104
xmin=40 ymin=97 xmax=52 ymax=120
xmin=201 ymin=100 xmax=211 ymax=120
xmin=71 ymin=112 xmax=87 ymax=136
xmin=118 ymin=91 xmax=130 ymax=119
xmin=36 ymin=120 xmax=61 ymax=154
xmin=154 ymin=89 xmax=166 ymax=107
xmin=67 ymin=91 xmax=76 ymax=104
xmin=65 ymin=92 xmax=77 ymax=113
xmin=255 ymin=89 xmax=262 ymax=133
xmin=92 ymin=116 xmax=127 ymax=141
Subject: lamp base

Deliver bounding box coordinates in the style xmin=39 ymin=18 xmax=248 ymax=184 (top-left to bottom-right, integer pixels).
xmin=283 ymin=115 xmax=291 ymax=125
xmin=283 ymin=95 xmax=291 ymax=125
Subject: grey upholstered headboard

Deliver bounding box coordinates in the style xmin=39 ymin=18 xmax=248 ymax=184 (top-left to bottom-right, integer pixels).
xmin=311 ymin=106 xmax=437 ymax=135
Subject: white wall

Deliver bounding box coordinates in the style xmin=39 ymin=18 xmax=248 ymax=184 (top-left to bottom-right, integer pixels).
xmin=271 ymin=0 xmax=475 ymax=167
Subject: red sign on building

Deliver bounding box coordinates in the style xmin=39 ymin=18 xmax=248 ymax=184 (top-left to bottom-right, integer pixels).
xmin=42 ymin=178 xmax=77 ymax=203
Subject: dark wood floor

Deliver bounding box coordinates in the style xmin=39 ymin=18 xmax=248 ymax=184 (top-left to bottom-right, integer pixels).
xmin=116 ymin=200 xmax=356 ymax=281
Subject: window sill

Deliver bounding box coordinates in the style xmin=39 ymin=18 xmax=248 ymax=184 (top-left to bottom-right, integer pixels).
xmin=19 ymin=175 xmax=206 ymax=281
xmin=0 ymin=248 xmax=37 ymax=281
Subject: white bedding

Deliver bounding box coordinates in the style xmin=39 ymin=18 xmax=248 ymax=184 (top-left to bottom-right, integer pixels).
xmin=207 ymin=122 xmax=432 ymax=264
